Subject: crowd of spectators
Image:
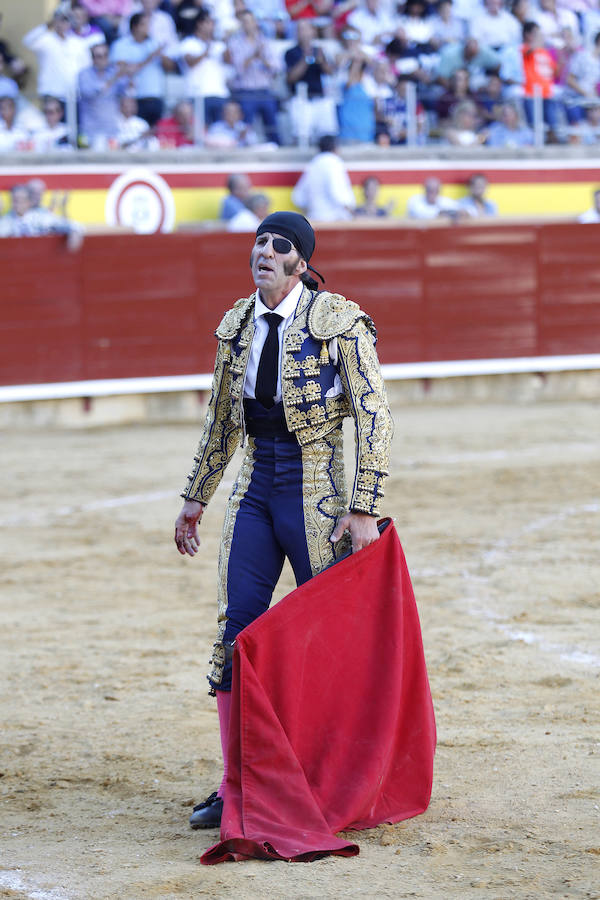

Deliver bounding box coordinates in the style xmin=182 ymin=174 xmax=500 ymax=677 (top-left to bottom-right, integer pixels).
xmin=1 ymin=0 xmax=600 ymax=151
xmin=218 ymin=135 xmax=503 ymax=226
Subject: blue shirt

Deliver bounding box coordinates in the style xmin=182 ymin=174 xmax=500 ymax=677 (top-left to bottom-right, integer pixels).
xmin=110 ymin=35 xmax=164 ymax=98
xmin=220 ymin=194 xmax=246 ymax=220
xmin=338 ymin=83 xmax=375 ymax=143
xmin=78 ymin=64 xmax=128 ymax=141
xmin=486 ymin=122 xmax=533 ymax=148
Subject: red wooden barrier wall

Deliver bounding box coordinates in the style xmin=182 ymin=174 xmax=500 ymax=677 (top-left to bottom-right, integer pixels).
xmin=1 ymin=223 xmax=599 ymax=388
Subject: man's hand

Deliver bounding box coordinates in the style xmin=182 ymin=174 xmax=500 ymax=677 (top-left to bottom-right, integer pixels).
xmin=174 ymin=499 xmax=204 ymax=556
xmin=330 ymin=511 xmax=380 ymax=553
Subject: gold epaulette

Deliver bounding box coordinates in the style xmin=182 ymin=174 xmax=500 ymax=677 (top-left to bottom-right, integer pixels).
xmin=215 ymin=295 xmax=255 ymax=340
xmin=308 ymin=291 xmax=377 ymax=342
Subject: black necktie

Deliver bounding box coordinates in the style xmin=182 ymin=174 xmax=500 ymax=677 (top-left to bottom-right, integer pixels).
xmin=255 ymin=312 xmax=282 ymax=409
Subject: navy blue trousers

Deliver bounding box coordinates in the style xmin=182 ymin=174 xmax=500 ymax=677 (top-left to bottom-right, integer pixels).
xmin=217 ymin=433 xmax=313 ymax=690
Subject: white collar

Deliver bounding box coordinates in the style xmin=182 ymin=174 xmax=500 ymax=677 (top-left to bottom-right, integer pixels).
xmin=255 ymin=280 xmax=303 ymax=322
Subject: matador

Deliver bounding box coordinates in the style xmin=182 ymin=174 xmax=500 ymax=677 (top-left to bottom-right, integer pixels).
xmin=174 ymin=211 xmax=393 ymax=830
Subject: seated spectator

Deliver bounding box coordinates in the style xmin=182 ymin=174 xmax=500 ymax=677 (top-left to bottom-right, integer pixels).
xmin=436 ymin=38 xmax=501 ymax=92
xmin=554 ymin=26 xmax=582 ymax=92
xmin=577 ymin=187 xmax=600 ymax=223
xmin=155 ymin=99 xmax=195 ymax=146
xmin=399 ymin=0 xmax=436 ymax=47
xmin=521 ymin=20 xmax=562 ymax=140
xmin=429 ymin=0 xmax=465 ymax=47
xmin=457 ymin=173 xmax=498 ymax=218
xmin=435 ymin=66 xmax=477 ymax=122
xmin=474 ymin=72 xmax=504 ymax=124
xmin=567 ymin=103 xmax=600 ymax=144
xmin=486 ymin=100 xmax=534 ymax=146
xmin=23 ymin=8 xmax=90 ymax=103
xmin=179 ymin=10 xmax=230 ymax=126
xmin=78 ymin=41 xmax=129 ymax=149
xmin=372 ymin=74 xmax=428 ymax=144
xmin=110 ymin=12 xmax=171 ymax=125
xmin=0 ymin=49 xmax=19 ymax=101
xmin=204 ymin=99 xmax=258 ymax=147
xmin=0 ymin=184 xmax=34 ymax=235
xmin=292 ymin=134 xmax=356 ymax=220
xmin=406 ymin=176 xmax=458 ymax=219
xmin=532 ymin=0 xmax=580 ymax=50
xmin=0 ymin=182 xmax=84 ymax=249
xmin=227 ymin=10 xmax=281 ymax=144
xmin=443 ymin=98 xmax=487 ymax=144
xmin=469 ymin=0 xmax=521 ymax=52
xmin=354 ymin=175 xmax=395 ymax=216
xmin=227 ymin=192 xmax=270 ymax=231
xmin=25 ymin=178 xmax=67 ymax=219
xmin=115 ymin=93 xmax=159 ymax=148
xmin=338 ymin=59 xmax=376 ymax=142
xmin=347 ymin=0 xmax=397 ymax=50
xmin=564 ymin=30 xmax=600 ymax=126
xmin=383 ymin=32 xmax=425 ymax=86
xmin=285 ymin=20 xmax=337 ymax=142
xmin=31 ymin=96 xmax=72 ymax=152
xmin=0 ymin=96 xmax=29 ymax=152
xmin=220 ymin=172 xmax=252 ymax=220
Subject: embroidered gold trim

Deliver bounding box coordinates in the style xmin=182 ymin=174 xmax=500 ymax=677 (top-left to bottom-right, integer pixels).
xmin=209 ymin=439 xmax=257 ymax=686
xmin=301 ymin=429 xmax=349 ymax=575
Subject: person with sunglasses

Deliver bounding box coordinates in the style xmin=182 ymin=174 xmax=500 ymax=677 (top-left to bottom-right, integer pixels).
xmin=174 ymin=210 xmax=393 ymax=830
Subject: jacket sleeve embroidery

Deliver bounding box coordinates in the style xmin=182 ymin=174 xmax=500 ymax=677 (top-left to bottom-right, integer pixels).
xmin=181 ymin=339 xmax=241 ymax=504
xmin=337 ymin=319 xmax=393 ymax=517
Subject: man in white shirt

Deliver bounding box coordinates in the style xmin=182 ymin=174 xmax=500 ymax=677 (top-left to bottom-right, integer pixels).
xmin=292 ymin=134 xmax=356 ymax=222
xmin=469 ymin=0 xmax=521 ymax=50
xmin=179 ymin=10 xmax=230 ymax=124
xmin=406 ymin=176 xmax=459 ymax=219
xmin=175 ymin=210 xmax=392 ymax=830
xmin=23 ymin=9 xmax=91 ymax=102
xmin=347 ymin=0 xmax=398 ymax=48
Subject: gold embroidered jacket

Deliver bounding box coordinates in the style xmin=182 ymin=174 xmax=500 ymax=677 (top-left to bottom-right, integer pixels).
xmin=182 ymin=286 xmax=393 ymax=516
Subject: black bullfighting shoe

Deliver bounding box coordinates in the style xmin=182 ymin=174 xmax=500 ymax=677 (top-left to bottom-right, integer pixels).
xmin=189 ymin=791 xmax=223 ymax=829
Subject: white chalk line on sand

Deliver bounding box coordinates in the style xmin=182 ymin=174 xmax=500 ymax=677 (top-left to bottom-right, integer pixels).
xmin=0 ymin=489 xmax=176 ymax=527
xmin=458 ymin=501 xmax=600 ymax=670
xmin=0 ymin=870 xmax=70 ymax=900
xmin=1 ymin=473 xmax=598 ymax=669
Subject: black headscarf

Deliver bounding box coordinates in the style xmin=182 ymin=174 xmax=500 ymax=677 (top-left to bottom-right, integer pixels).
xmin=255 ymin=211 xmax=325 ymax=286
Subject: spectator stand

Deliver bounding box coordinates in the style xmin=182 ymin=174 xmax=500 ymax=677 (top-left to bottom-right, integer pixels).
xmin=6 ymin=1 xmax=600 ymax=151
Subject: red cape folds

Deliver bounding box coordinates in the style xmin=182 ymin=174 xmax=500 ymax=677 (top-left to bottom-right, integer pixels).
xmin=201 ymin=519 xmax=436 ymax=865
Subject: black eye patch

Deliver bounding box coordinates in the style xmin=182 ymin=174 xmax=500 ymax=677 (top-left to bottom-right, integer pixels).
xmin=272 ymin=238 xmax=293 ymax=254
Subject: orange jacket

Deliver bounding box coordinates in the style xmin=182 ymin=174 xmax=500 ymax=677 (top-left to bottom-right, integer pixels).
xmin=522 ymin=44 xmax=556 ymax=99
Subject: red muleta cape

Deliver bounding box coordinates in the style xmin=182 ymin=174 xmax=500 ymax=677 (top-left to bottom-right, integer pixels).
xmin=201 ymin=519 xmax=436 ymax=864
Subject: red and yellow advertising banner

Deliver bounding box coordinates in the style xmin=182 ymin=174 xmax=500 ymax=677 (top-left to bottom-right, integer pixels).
xmin=1 ymin=158 xmax=599 ymax=230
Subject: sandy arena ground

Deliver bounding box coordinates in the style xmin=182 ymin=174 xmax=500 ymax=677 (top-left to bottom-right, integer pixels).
xmin=1 ymin=394 xmax=599 ymax=900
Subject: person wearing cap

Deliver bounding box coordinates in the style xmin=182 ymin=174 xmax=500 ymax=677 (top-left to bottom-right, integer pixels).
xmin=174 ymin=211 xmax=393 ymax=830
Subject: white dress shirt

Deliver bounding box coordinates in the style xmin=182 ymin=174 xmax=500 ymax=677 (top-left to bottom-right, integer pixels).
xmin=244 ymin=281 xmax=303 ymax=402
xmin=292 ymin=152 xmax=356 ymax=222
